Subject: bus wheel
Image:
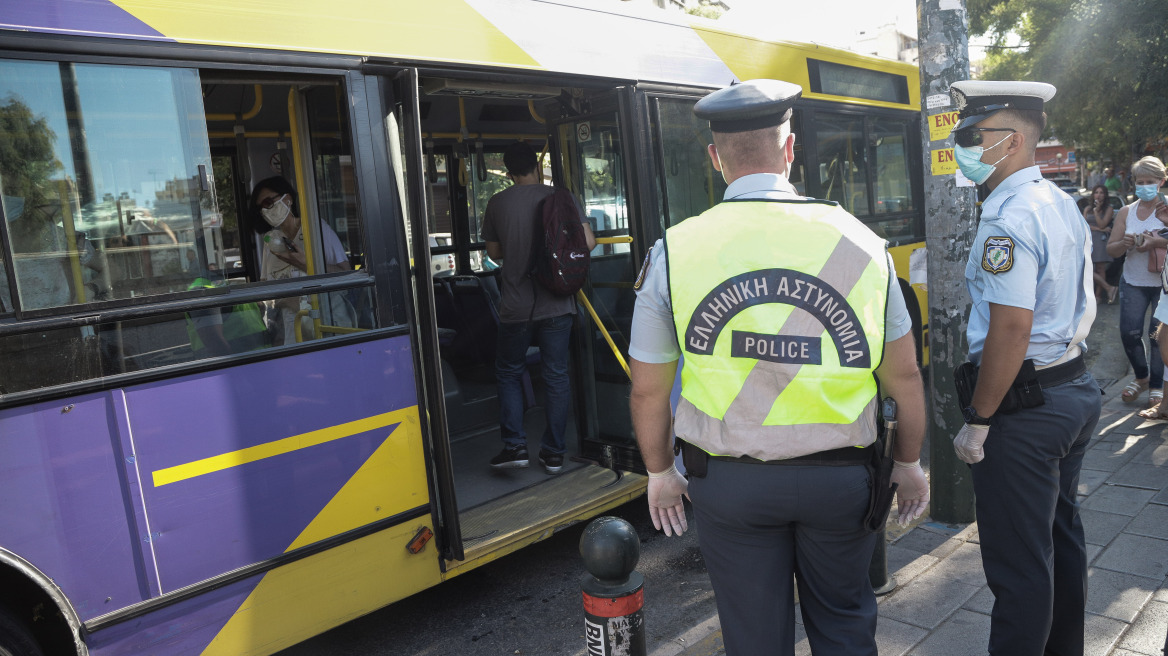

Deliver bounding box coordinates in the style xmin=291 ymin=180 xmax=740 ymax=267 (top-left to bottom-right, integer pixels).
xmin=0 ymin=607 xmax=43 ymax=656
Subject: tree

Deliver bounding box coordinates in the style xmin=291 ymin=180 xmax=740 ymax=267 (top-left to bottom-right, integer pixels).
xmin=0 ymin=96 xmax=61 ymax=213
xmin=968 ymin=0 xmax=1168 ymax=165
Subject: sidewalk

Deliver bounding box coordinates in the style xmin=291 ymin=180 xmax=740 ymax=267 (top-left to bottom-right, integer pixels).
xmin=661 ymin=302 xmax=1168 ymax=655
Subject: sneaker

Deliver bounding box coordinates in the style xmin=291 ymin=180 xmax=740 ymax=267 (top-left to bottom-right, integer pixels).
xmin=538 ymin=450 xmax=564 ymax=474
xmin=490 ymin=446 xmax=528 ymax=469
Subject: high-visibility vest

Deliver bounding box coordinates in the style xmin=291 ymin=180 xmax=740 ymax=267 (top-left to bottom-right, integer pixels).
xmin=665 ymin=199 xmax=890 ymax=460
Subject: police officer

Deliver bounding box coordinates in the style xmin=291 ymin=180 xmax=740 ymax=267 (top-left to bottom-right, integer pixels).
xmin=949 ymin=80 xmax=1101 ymax=656
xmin=628 ymin=79 xmax=929 ymax=655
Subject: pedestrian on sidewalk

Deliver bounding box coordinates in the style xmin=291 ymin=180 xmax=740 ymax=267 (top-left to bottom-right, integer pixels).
xmin=949 ymin=80 xmax=1102 ymax=656
xmin=1106 ymin=155 xmax=1168 ymax=407
xmin=627 ymin=79 xmax=929 ymax=656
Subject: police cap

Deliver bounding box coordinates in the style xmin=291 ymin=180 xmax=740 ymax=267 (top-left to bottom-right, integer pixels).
xmin=693 ymin=79 xmax=802 ymax=133
xmin=950 ymin=80 xmax=1056 ymax=131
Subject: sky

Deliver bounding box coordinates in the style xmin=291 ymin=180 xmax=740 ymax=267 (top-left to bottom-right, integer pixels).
xmin=714 ymin=0 xmax=993 ymax=59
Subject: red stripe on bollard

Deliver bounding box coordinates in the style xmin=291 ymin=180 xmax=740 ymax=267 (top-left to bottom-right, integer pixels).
xmin=582 ymin=588 xmax=644 ymax=618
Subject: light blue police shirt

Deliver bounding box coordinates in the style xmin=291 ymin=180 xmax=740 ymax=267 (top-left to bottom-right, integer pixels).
xmin=965 ymin=165 xmax=1092 ymax=366
xmin=629 ymin=173 xmax=913 ymax=364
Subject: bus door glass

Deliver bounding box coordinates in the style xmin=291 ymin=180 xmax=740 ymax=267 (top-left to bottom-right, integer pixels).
xmin=549 ymin=107 xmax=639 ymax=470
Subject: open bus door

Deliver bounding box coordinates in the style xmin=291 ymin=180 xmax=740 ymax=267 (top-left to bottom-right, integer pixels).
xmin=371 ymin=65 xmax=464 ymax=562
xmin=545 ymin=87 xmax=647 ymax=475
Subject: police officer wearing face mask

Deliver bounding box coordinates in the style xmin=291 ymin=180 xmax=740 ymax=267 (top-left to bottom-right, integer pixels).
xmin=949 ymin=80 xmax=1101 ymax=656
xmin=627 ymin=79 xmax=929 ymax=655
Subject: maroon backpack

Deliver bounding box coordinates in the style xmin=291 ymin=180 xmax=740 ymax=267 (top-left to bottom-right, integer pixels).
xmin=528 ymin=187 xmax=591 ymax=296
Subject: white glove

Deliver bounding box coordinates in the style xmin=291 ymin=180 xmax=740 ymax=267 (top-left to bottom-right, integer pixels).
xmin=647 ymin=464 xmax=690 ymax=537
xmin=891 ymin=460 xmax=929 ymax=526
xmin=953 ymin=423 xmax=991 ymax=464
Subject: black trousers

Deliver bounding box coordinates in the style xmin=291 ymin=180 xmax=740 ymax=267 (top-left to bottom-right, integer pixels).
xmin=972 ymin=372 xmax=1101 ymax=656
xmin=689 ymin=459 xmax=877 ymax=656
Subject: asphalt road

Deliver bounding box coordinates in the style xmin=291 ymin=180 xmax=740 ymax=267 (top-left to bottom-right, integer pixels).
xmin=276 ymin=498 xmax=716 ymax=656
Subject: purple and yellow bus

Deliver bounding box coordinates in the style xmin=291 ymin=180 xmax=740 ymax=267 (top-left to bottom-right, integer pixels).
xmin=0 ymin=2 xmax=925 ymax=654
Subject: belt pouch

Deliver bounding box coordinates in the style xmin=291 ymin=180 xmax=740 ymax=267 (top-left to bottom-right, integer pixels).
xmin=954 ymin=361 xmax=978 ymax=408
xmin=680 ymin=439 xmax=708 ymax=479
xmin=863 ymin=437 xmax=898 ymax=533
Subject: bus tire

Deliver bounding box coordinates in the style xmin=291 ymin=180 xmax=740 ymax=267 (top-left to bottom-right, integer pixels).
xmin=0 ymin=606 xmax=43 ymax=656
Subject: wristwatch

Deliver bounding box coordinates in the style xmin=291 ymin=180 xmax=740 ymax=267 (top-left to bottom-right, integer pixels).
xmin=962 ymin=405 xmax=992 ymax=426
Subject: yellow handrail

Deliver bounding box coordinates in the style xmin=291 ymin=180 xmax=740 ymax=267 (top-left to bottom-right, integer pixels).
xmin=595 ymin=236 xmax=633 ymax=244
xmin=577 ymin=290 xmax=629 ymax=379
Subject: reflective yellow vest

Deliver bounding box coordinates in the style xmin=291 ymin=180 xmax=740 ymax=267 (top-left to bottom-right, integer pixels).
xmin=186 ymin=277 xmax=270 ymax=354
xmin=665 ymin=199 xmax=890 ymax=460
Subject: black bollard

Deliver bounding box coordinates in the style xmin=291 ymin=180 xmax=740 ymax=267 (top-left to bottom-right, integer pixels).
xmin=869 ymin=529 xmax=896 ymax=595
xmin=580 ymin=516 xmax=647 ymax=656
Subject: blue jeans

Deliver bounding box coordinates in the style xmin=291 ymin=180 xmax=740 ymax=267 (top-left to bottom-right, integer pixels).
xmin=1119 ymin=280 xmax=1163 ymax=388
xmin=496 ymin=314 xmax=573 ymax=454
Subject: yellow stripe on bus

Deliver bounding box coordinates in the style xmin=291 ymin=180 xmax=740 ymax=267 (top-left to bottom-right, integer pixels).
xmin=151 ymin=408 xmax=414 ymax=487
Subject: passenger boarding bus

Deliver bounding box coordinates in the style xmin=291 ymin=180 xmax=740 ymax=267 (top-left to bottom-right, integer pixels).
xmin=0 ymin=2 xmax=926 ymax=654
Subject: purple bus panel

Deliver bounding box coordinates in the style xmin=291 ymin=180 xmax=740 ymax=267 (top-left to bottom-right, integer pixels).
xmin=125 ymin=336 xmax=419 ymax=593
xmin=85 ymin=573 xmax=260 ymax=656
xmin=0 ymin=392 xmax=154 ymax=619
xmin=0 ymin=0 xmax=170 ymax=41
xmin=0 ymin=334 xmax=421 ymax=629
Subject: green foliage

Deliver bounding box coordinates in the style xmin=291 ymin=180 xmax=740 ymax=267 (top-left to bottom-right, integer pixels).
xmin=970 ymin=0 xmax=1168 ymax=164
xmin=685 ymin=2 xmax=724 ymax=20
xmin=0 ymin=96 xmax=61 ymax=211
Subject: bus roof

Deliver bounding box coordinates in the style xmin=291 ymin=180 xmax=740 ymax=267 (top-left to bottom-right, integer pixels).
xmin=0 ymin=0 xmax=920 ymax=109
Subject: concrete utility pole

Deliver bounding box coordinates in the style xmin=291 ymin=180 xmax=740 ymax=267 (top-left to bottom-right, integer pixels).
xmin=917 ymin=0 xmax=976 ymax=523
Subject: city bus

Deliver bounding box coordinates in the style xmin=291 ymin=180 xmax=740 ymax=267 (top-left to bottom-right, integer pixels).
xmin=0 ymin=2 xmax=926 ymax=654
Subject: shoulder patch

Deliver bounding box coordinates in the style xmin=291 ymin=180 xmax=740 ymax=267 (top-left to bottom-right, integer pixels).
xmin=981 ymin=236 xmax=1015 ymax=274
xmin=633 ymin=249 xmax=653 ymax=291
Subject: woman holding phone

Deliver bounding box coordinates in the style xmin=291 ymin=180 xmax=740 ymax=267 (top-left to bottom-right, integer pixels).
xmin=1106 ymin=156 xmax=1168 ymax=406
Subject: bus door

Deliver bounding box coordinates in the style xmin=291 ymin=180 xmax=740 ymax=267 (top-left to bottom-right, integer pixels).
xmin=545 ymin=88 xmax=645 ymax=472
xmin=377 ymin=67 xmax=464 ymax=562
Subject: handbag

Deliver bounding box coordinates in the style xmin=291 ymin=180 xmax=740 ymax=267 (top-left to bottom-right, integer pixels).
xmin=1148 ymin=246 xmax=1167 ymax=274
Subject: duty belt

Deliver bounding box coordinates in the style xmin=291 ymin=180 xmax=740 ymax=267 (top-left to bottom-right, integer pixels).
xmin=685 ymin=440 xmax=871 ymax=466
xmin=1034 ymin=354 xmax=1087 ymax=389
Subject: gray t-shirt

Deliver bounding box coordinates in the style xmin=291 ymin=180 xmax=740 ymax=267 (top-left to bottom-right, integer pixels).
xmin=481 ymin=183 xmax=586 ymax=323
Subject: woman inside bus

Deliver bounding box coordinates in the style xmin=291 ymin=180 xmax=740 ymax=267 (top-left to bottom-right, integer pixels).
xmin=1084 ymin=184 xmax=1117 ymax=304
xmin=1106 ymin=156 xmax=1168 ymax=406
xmin=249 ymin=176 xmax=352 ymax=345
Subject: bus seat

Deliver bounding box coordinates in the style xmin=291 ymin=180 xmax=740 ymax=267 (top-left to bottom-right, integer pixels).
xmin=433 ymin=279 xmax=459 ymax=349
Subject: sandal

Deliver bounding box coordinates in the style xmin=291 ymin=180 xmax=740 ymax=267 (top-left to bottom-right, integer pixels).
xmin=1122 ymin=380 xmax=1149 ymax=403
xmin=1149 ymin=389 xmax=1164 ymax=409
xmin=1138 ymin=402 xmax=1168 ymax=420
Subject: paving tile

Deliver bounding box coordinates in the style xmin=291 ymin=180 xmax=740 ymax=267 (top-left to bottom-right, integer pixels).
xmin=1082 ymin=442 xmax=1141 ymax=472
xmin=904 ymin=609 xmax=990 ymax=656
xmin=1118 ymin=600 xmax=1168 ymax=655
xmin=1084 ymin=611 xmax=1127 ymax=655
xmin=1109 ymin=462 xmax=1168 ymax=491
xmin=1081 ymin=509 xmax=1133 ymax=546
xmin=878 ymin=570 xmax=981 ymax=630
xmin=893 ymin=529 xmax=959 ymax=558
xmin=1086 ymin=567 xmax=1159 ymax=622
xmin=1125 ymin=503 xmax=1168 ymax=540
xmin=924 ymin=542 xmax=985 ymax=587
xmin=874 ymin=615 xmax=928 ymax=656
xmin=962 ymin=585 xmax=994 ymax=615
xmin=1130 ymin=442 xmax=1168 ymax=468
xmin=886 ymin=544 xmax=938 ymax=586
xmin=1078 ymin=468 xmax=1111 ymax=497
xmin=1153 ymin=487 xmax=1168 ymax=505
xmin=1156 ymin=578 xmax=1168 ymax=603
xmin=1081 ymin=485 xmax=1157 ymax=516
xmin=1087 ymin=543 xmax=1103 ymax=565
xmin=1109 ymin=650 xmax=1150 ymax=656
xmin=1095 ymin=534 xmax=1168 ymax=580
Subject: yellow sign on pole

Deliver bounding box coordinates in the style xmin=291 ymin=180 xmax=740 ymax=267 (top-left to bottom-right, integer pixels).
xmin=928 ymin=111 xmax=959 ymax=142
xmin=931 ymin=148 xmax=957 ymax=175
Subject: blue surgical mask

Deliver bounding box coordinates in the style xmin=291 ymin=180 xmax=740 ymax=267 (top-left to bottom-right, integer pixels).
xmin=953 ymin=133 xmax=1013 ymax=185
xmin=1135 ymin=184 xmax=1161 ymax=202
